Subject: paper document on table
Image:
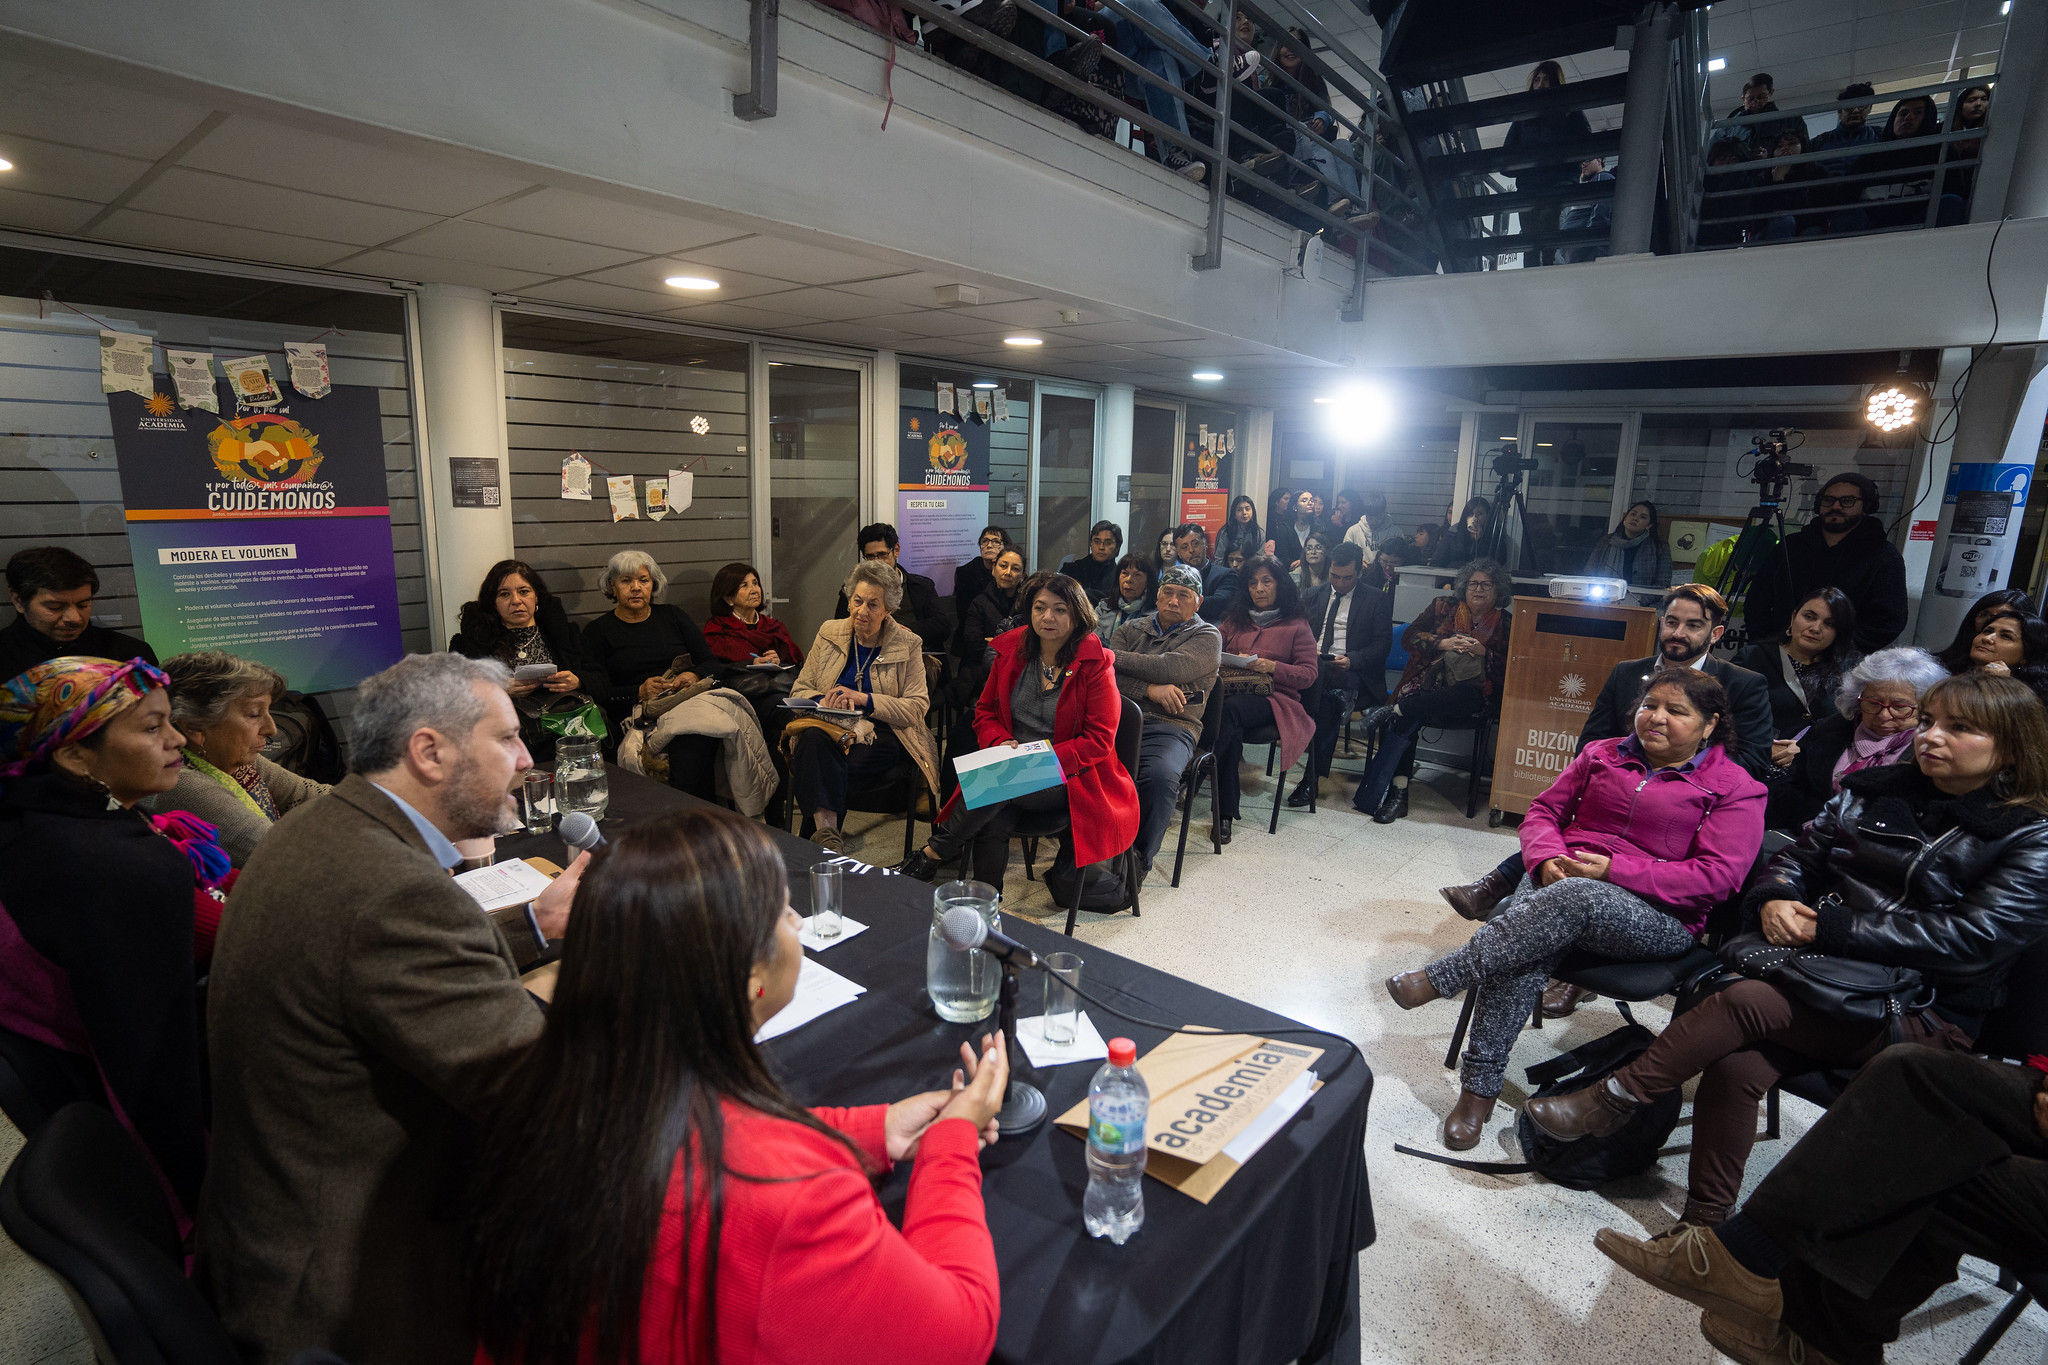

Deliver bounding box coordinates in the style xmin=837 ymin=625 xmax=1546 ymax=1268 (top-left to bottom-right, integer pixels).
xmin=797 ymin=915 xmax=869 ymax=950
xmin=454 ymin=858 xmax=555 ymax=912
xmin=1220 ymin=1069 xmax=1317 ymax=1164
xmin=1016 ymin=1011 xmax=1109 ymax=1068
xmin=755 ymin=957 xmax=867 ymax=1042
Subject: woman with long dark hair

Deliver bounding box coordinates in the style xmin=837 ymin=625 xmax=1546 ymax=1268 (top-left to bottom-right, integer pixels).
xmin=1583 ymin=500 xmax=1673 ymax=588
xmin=1504 ymin=60 xmax=1592 ymax=265
xmin=1946 ymin=603 xmax=2048 ymax=705
xmin=1211 ymin=555 xmax=1318 ymax=842
xmin=1734 ymin=586 xmax=1860 ymax=747
xmin=1216 ymin=495 xmax=1264 ymax=563
xmin=1432 ymin=497 xmax=1494 ymax=567
xmin=451 ymin=558 xmax=604 ymax=762
xmin=1944 ymin=83 xmax=1991 ymax=206
xmin=1935 ymin=588 xmax=2032 ymax=673
xmin=467 ymin=807 xmax=1007 ymax=1365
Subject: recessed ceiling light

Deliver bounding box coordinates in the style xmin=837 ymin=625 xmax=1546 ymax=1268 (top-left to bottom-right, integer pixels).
xmin=1192 ymin=371 xmax=1224 ymax=382
xmin=0 ymin=158 xmax=13 ymax=172
xmin=972 ymin=381 xmax=999 ymax=388
xmin=1312 ymin=395 xmax=1334 ymax=404
xmin=1003 ymin=335 xmax=1043 ymax=347
xmin=1707 ymin=57 xmax=1727 ymax=71
xmin=664 ymin=275 xmax=719 ymax=291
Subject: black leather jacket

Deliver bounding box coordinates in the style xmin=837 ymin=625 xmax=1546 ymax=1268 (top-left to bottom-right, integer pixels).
xmin=1743 ymin=763 xmax=2048 ymax=1022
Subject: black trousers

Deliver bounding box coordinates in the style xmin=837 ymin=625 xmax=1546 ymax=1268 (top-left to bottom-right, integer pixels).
xmin=1310 ymin=666 xmax=1367 ymax=778
xmin=663 ymin=733 xmax=721 ymax=802
xmin=1352 ymin=680 xmax=1486 ymax=812
xmin=1749 ymin=1046 xmax=2048 ymax=1364
xmin=927 ymin=783 xmax=1069 ymax=890
xmin=789 ymin=725 xmax=906 ymax=821
xmin=1214 ymin=693 xmax=1277 ymax=821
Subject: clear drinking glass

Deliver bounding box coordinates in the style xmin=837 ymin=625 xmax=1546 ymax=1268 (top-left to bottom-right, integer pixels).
xmin=554 ymin=737 xmax=607 ymax=822
xmin=521 ymin=770 xmax=555 ymax=833
xmin=810 ymin=864 xmax=844 ymax=940
xmin=1042 ymin=951 xmax=1083 ymax=1044
xmin=926 ymin=880 xmax=1001 ymax=1023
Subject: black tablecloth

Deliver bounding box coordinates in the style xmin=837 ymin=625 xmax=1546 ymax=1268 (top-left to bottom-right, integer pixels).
xmin=500 ymin=767 xmax=1375 ymax=1365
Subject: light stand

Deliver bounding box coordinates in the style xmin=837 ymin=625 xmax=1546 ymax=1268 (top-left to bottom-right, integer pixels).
xmin=993 ymin=960 xmax=1046 ymax=1136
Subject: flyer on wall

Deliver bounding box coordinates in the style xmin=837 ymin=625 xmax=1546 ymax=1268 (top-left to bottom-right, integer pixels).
xmin=897 ymin=406 xmax=989 ymax=596
xmin=106 ymin=380 xmax=405 ymax=694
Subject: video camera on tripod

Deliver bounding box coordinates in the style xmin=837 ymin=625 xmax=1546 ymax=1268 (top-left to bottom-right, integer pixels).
xmin=1489 ymin=441 xmax=1538 ymax=481
xmin=1744 ymin=428 xmax=1813 ymax=492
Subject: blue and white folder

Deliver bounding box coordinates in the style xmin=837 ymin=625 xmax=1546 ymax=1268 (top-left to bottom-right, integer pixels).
xmin=954 ymin=740 xmax=1066 ymax=809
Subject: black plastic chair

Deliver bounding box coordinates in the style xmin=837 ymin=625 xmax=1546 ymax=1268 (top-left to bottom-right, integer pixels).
xmin=0 ymin=1102 xmax=237 ymax=1365
xmin=0 ymin=1024 xmax=102 ymax=1141
xmin=1170 ymin=688 xmax=1227 ymax=887
xmin=1246 ymin=675 xmax=1324 ymax=834
xmin=792 ymin=760 xmax=926 ymax=861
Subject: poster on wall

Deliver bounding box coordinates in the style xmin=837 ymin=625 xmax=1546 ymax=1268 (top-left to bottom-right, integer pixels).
xmin=107 ymin=380 xmax=405 ymax=694
xmin=897 ymin=405 xmax=989 ymax=597
xmin=1178 ymin=426 xmax=1235 ymax=548
xmin=1937 ymin=461 xmax=2032 ymax=599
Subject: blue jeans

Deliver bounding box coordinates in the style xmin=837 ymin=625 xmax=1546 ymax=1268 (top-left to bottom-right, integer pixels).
xmin=1297 ymin=134 xmax=1361 ymax=201
xmin=1133 ymin=723 xmax=1197 ymax=867
xmin=1109 ymin=0 xmax=1206 ymax=146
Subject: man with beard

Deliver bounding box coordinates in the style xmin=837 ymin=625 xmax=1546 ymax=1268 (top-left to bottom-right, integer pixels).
xmin=201 ymin=652 xmax=589 ymax=1365
xmin=1743 ymin=472 xmax=1908 ymax=653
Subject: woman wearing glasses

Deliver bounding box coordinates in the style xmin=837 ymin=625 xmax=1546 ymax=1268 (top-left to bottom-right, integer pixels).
xmin=1763 ymin=647 xmax=1948 ymax=831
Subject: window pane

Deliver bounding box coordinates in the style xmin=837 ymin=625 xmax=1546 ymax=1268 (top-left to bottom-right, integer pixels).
xmin=1036 ymin=393 xmax=1096 ymax=570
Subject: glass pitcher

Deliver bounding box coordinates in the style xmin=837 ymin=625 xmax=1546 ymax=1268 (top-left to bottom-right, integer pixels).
xmin=926 ymin=880 xmax=1001 ymax=1023
xmin=554 ymin=737 xmax=608 ymax=823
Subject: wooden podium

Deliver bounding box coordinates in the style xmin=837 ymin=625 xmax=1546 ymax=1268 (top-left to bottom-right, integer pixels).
xmin=1489 ymin=599 xmax=1657 ymax=817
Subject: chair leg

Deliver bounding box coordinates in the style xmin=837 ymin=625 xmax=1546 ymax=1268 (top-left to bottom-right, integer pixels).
xmin=1764 ymin=1085 xmax=1781 ymax=1140
xmin=1172 ymin=774 xmax=1195 ymax=888
xmin=903 ymin=794 xmax=918 ymax=862
xmin=1024 ymin=837 xmax=1037 ymax=881
xmin=1265 ymin=743 xmax=1275 ymax=777
xmin=1959 ymin=1287 xmax=2033 ymax=1365
xmin=1063 ymin=875 xmax=1082 ymax=936
xmin=1268 ymin=756 xmax=1286 ymax=834
xmin=1444 ymin=987 xmax=1478 ymax=1070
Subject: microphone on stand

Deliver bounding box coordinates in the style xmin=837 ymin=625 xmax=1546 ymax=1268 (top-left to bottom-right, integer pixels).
xmin=938 ymin=905 xmax=1047 ymax=1137
xmin=558 ymin=810 xmax=606 ymax=855
xmin=940 ymin=905 xmax=1040 ymax=970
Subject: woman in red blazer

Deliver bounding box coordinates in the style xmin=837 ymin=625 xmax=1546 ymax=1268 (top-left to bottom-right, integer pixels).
xmin=467 ymin=807 xmax=1008 ymax=1365
xmin=896 ymin=571 xmax=1139 ymax=890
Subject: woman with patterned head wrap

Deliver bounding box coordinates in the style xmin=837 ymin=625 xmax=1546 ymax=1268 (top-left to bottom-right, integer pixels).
xmin=0 ymin=655 xmax=234 ymax=1224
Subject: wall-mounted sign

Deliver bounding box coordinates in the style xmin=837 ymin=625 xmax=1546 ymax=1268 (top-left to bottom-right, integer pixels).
xmin=897 ymin=406 xmax=991 ymax=596
xmin=449 ymin=456 xmax=501 ymax=509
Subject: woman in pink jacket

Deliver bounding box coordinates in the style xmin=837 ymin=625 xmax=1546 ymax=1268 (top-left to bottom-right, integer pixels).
xmin=1213 ymin=555 xmax=1319 ymax=842
xmin=1385 ymin=667 xmax=1765 ymax=1150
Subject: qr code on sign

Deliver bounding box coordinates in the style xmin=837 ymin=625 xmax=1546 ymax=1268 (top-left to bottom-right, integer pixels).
xmin=483 ymin=489 xmax=501 ymax=506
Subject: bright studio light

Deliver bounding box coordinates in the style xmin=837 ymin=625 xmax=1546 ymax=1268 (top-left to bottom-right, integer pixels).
xmin=1319 ymin=383 xmax=1394 ymax=446
xmin=1004 ymin=335 xmax=1044 ymax=347
xmin=0 ymin=158 xmax=13 ymax=172
xmin=1866 ymin=385 xmax=1919 ymax=432
xmin=1707 ymin=57 xmax=1727 ymax=71
xmin=664 ymin=275 xmax=719 ymax=291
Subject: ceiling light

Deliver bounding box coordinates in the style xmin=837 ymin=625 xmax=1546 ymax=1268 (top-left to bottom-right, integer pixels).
xmin=972 ymin=381 xmax=999 ymax=389
xmin=1192 ymin=371 xmax=1224 ymax=382
xmin=664 ymin=275 xmax=719 ymax=291
xmin=1003 ymin=335 xmax=1043 ymax=347
xmin=0 ymin=158 xmax=12 ymax=172
xmin=1707 ymin=57 xmax=1727 ymax=71
xmin=1866 ymin=385 xmax=1919 ymax=432
xmin=1312 ymin=395 xmax=1333 ymax=404
xmin=1318 ymin=382 xmax=1395 ymax=447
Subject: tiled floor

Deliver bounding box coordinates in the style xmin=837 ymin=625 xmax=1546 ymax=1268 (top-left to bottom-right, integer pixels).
xmin=4 ymin=749 xmax=2042 ymax=1364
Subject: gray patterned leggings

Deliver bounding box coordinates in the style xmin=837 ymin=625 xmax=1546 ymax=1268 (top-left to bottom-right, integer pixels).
xmin=1422 ymin=874 xmax=1696 ymax=1097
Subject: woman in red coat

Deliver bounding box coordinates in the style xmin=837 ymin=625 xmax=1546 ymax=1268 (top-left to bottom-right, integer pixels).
xmin=896 ymin=571 xmax=1139 ymax=890
xmin=467 ymin=806 xmax=1008 ymax=1365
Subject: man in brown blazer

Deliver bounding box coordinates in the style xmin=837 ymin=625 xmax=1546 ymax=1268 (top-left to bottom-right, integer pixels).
xmin=200 ymin=653 xmax=586 ymax=1364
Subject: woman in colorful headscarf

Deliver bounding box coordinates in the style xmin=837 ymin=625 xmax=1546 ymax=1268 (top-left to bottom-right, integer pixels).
xmin=0 ymin=655 xmax=234 ymax=1226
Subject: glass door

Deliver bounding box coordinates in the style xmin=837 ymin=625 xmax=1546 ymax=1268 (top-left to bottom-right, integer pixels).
xmin=1033 ymin=387 xmax=1099 ymax=571
xmin=761 ymin=355 xmax=866 ymax=650
xmin=1130 ymin=402 xmax=1180 ymax=566
xmin=1510 ymin=414 xmax=1628 ymax=575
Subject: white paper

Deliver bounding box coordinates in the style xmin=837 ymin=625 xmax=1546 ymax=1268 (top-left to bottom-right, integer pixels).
xmin=645 ymin=477 xmax=669 ymax=521
xmin=560 ymin=452 xmax=592 ymax=500
xmin=954 ymin=738 xmax=1053 ymax=776
xmin=283 ymin=342 xmax=331 ymax=399
xmin=608 ymin=474 xmax=640 ymax=521
xmin=797 ymin=914 xmax=870 ymax=950
xmin=220 ymin=355 xmax=282 ymax=409
xmin=165 ymin=350 xmax=218 ymax=411
xmin=993 ymin=388 xmax=1009 ymax=422
xmin=974 ymin=388 xmax=992 ymax=419
xmin=1017 ymin=1010 xmax=1109 ymax=1068
xmin=454 ymin=858 xmax=555 ymax=913
xmin=1219 ymin=1069 xmax=1317 ymax=1165
xmin=99 ymin=330 xmax=155 ymax=398
xmin=755 ymin=957 xmax=867 ymax=1042
xmin=668 ymin=469 xmax=692 ymax=512
xmin=937 ymin=381 xmax=955 ymax=416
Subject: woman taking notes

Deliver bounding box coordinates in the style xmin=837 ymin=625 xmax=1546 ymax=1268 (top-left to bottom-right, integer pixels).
xmin=467 ymin=807 xmax=1006 ymax=1365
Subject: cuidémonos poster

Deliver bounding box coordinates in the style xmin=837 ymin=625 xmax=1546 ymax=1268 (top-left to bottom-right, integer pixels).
xmin=897 ymin=407 xmax=989 ymax=597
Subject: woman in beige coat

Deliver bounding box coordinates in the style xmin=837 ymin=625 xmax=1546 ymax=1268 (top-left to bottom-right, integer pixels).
xmin=787 ymin=561 xmax=940 ymax=853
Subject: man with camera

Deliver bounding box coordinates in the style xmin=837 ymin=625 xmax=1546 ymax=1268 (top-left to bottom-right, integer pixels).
xmin=1109 ymin=564 xmax=1222 ymax=875
xmin=1744 ymin=472 xmax=1907 ymax=652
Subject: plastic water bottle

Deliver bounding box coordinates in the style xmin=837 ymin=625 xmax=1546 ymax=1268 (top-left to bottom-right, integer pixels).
xmin=1083 ymin=1037 xmax=1148 ymax=1244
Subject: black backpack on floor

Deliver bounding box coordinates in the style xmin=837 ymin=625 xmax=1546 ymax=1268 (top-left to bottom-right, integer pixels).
xmin=1396 ymin=1023 xmax=1684 ymax=1190
xmin=1044 ymin=840 xmax=1143 ymax=914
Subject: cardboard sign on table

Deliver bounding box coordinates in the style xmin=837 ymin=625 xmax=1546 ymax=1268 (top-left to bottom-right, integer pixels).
xmin=1054 ymin=1030 xmax=1322 ymax=1204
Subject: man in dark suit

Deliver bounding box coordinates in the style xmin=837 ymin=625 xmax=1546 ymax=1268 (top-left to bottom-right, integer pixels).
xmin=202 ymin=653 xmax=587 ymax=1365
xmin=834 ymin=522 xmax=950 ymax=651
xmin=1174 ymin=522 xmax=1238 ymax=623
xmin=1290 ymin=542 xmax=1393 ymax=807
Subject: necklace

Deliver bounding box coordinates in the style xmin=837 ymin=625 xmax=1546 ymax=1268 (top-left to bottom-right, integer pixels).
xmin=851 ymin=640 xmax=879 ymax=689
xmin=509 ymin=623 xmax=543 ymax=662
xmin=1040 ymin=660 xmax=1061 ymax=684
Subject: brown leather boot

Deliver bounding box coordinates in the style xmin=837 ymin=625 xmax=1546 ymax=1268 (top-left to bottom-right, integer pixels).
xmin=1443 ymin=1089 xmax=1494 ymax=1150
xmin=1541 ymin=980 xmax=1596 ymax=1018
xmin=1384 ymin=969 xmax=1440 ymax=1010
xmin=1524 ymin=1076 xmax=1642 ymax=1141
xmin=1439 ymin=867 xmax=1515 ymax=922
xmin=1594 ymin=1223 xmax=1781 ymax=1337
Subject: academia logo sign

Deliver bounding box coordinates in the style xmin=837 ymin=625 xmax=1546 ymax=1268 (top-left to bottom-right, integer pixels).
xmin=1549 ymin=670 xmax=1591 ymax=714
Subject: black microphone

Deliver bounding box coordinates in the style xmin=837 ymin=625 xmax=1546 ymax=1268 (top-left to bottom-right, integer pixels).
xmin=557 ymin=811 xmax=606 ymax=855
xmin=939 ymin=905 xmax=1040 ymax=970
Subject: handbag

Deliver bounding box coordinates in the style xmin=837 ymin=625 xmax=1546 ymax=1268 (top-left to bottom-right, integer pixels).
xmin=1218 ymin=666 xmax=1273 ymax=698
xmin=534 ymin=692 xmax=607 ymax=740
xmin=642 ymin=657 xmax=720 ymax=720
xmin=1718 ymin=918 xmax=1935 ymax=1042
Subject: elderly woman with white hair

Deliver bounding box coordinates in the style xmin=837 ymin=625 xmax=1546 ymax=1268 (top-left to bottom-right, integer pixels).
xmin=786 ymin=560 xmax=941 ymax=854
xmin=580 ymin=549 xmax=722 ymax=799
xmin=1765 ymin=645 xmax=1951 ymax=830
xmin=143 ymin=650 xmax=330 ymax=865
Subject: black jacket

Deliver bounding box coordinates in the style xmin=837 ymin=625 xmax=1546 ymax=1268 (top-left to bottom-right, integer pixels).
xmin=1762 ymin=709 xmax=1860 ymax=832
xmin=450 ymin=598 xmax=607 ymax=694
xmin=838 ymin=569 xmax=949 ymax=652
xmin=1745 ymin=763 xmax=2048 ymax=1026
xmin=1197 ymin=559 xmax=1239 ymax=624
xmin=1056 ymin=553 xmax=1120 ymax=607
xmin=954 ymin=556 xmax=995 ymax=612
xmin=1733 ymin=640 xmax=1849 ymax=739
xmin=953 ymin=580 xmax=1021 ymax=704
xmin=1300 ymin=580 xmax=1395 ymax=703
xmin=1583 ymin=654 xmax=1775 ymax=781
xmin=1745 ymin=515 xmax=1908 ymax=653
xmin=1431 ymin=523 xmax=1487 ymax=568
xmin=0 ymin=616 xmax=158 ymax=682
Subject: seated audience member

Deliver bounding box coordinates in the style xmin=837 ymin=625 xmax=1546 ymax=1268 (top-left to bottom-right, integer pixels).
xmin=1343 ymin=491 xmax=1391 ymax=558
xmin=1388 ymin=669 xmax=1764 ymax=1149
xmin=468 ymin=808 xmax=1006 ymax=1365
xmin=1291 ymin=542 xmax=1393 ymax=808
xmin=897 ymin=573 xmax=1137 ymax=889
xmin=1935 ymin=588 xmax=2032 ymax=673
xmin=1811 ymin=82 xmax=1880 ymax=177
xmin=451 ymin=559 xmax=605 ymax=763
xmin=836 ymin=522 xmax=950 ymax=652
xmin=145 ymin=650 xmax=329 ymax=865
xmin=702 ymin=560 xmax=803 ymax=761
xmin=1224 ymin=547 xmax=1247 ymax=572
xmin=1356 ymin=559 xmax=1513 ymax=823
xmin=1726 ymin=71 xmax=1802 ymax=154
xmin=1943 ymin=83 xmax=1991 ymax=206
xmin=1409 ymin=521 xmax=1445 ymax=566
xmin=1109 ymin=564 xmax=1222 ymax=873
xmin=955 ymin=525 xmax=1012 ymax=611
xmin=788 ymin=562 xmax=941 ymax=855
xmin=1584 ymin=500 xmax=1672 ymax=589
xmin=1431 ymin=498 xmax=1494 ymax=567
xmin=1862 ymin=95 xmax=1964 ymax=229
xmin=1270 ymin=489 xmax=1318 ymax=571
xmin=1295 ymin=529 xmax=1333 ymax=597
xmin=1765 ymin=646 xmax=1947 ymax=832
xmin=1362 ymin=541 xmax=1405 ymax=593
xmin=1598 ymin=1046 xmax=2048 ymax=1365
xmin=581 ymin=550 xmax=723 ymax=800
xmin=1755 ymin=125 xmax=1833 ymax=239
xmin=1264 ymin=487 xmax=1295 ymax=555
xmin=1173 ymin=522 xmax=1239 ymax=623
xmin=1057 ymin=520 xmax=1124 ymax=606
xmin=201 ymin=652 xmax=588 ymax=1364
xmin=1734 ymin=586 xmax=1860 ymax=742
xmin=1216 ymin=494 xmax=1265 ymax=564
xmin=1155 ymin=526 xmax=1179 ymax=568
xmin=1557 ymin=157 xmax=1615 ymax=262
xmin=1 ymin=545 xmax=157 ymax=680
xmin=1211 ymin=555 xmax=1318 ymax=843
xmin=0 ymin=656 xmax=230 ymax=1224
xmin=1093 ymin=552 xmax=1157 ymax=642
xmin=1518 ymin=672 xmax=2048 ymax=1229
xmin=1948 ymin=603 xmax=2048 ymax=704
xmin=954 ymin=545 xmax=1026 ymax=706
xmin=1323 ymin=489 xmax=1362 ymax=545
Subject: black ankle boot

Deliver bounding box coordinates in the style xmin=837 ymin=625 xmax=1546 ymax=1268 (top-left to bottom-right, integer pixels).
xmin=1372 ymin=784 xmax=1409 ymax=824
xmin=891 ymin=849 xmax=942 ymax=882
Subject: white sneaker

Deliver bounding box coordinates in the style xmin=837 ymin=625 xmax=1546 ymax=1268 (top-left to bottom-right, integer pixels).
xmin=1165 ymin=149 xmax=1207 ymax=183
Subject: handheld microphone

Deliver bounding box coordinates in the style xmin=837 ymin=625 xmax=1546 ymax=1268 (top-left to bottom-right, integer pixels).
xmin=557 ymin=811 xmax=606 ymax=855
xmin=939 ymin=905 xmax=1040 ymax=970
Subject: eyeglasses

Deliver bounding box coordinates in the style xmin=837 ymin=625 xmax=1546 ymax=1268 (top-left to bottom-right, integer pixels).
xmin=1858 ymin=697 xmax=1918 ymax=715
xmin=1815 ymin=495 xmax=1864 ymax=510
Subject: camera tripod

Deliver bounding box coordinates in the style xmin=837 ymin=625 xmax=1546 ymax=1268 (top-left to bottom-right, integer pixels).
xmin=1477 ymin=451 xmax=1538 ymax=574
